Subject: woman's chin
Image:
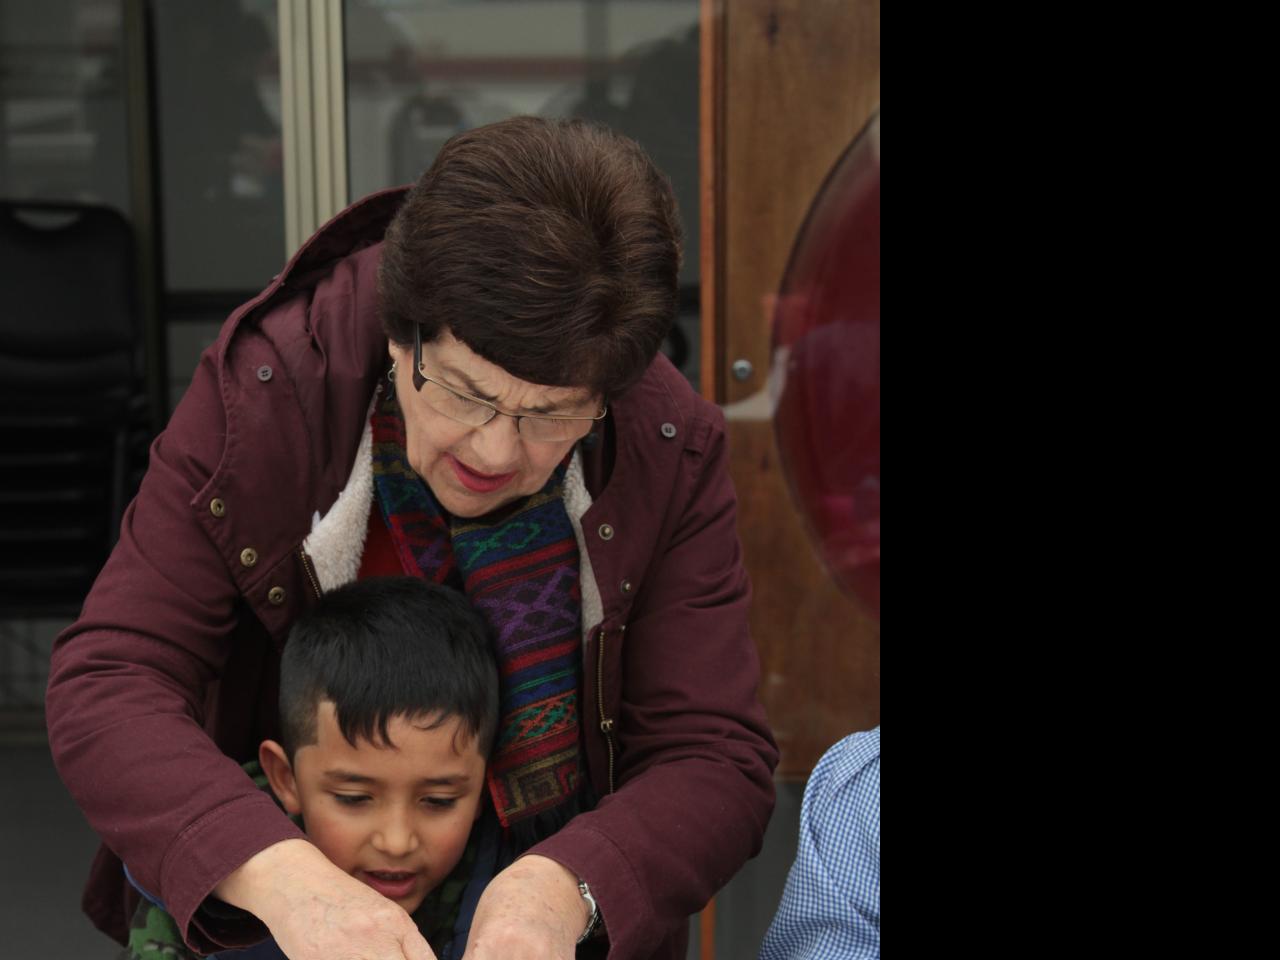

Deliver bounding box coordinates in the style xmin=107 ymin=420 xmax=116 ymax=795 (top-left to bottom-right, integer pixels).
xmin=416 ymin=459 xmax=518 ymax=517
xmin=430 ymin=478 xmax=518 ymax=519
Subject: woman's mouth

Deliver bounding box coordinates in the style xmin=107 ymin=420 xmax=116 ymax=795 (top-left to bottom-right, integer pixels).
xmin=359 ymin=869 xmax=418 ymax=900
xmin=448 ymin=455 xmax=517 ymax=494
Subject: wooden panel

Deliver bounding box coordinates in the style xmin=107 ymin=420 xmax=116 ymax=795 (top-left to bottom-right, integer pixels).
xmin=730 ymin=418 xmax=880 ymax=778
xmin=720 ymin=0 xmax=880 ymax=778
xmin=699 ymin=0 xmax=725 ymax=403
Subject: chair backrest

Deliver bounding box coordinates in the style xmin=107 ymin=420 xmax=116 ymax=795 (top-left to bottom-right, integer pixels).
xmin=0 ymin=200 xmax=140 ymax=391
xmin=0 ymin=201 xmax=146 ymax=617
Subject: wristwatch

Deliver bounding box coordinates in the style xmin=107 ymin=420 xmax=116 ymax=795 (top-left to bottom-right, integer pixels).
xmin=577 ymin=879 xmax=600 ymax=944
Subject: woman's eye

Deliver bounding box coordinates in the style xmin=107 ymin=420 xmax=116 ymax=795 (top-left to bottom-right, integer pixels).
xmin=333 ymin=794 xmax=371 ymax=806
xmin=447 ymin=393 xmax=481 ymax=415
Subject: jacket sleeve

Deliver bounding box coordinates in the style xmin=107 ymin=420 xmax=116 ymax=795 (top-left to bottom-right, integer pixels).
xmin=532 ymin=407 xmax=780 ymax=958
xmin=44 ymin=346 xmax=306 ymax=953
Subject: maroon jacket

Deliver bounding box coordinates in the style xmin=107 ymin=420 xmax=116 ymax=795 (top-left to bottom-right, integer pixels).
xmin=45 ymin=189 xmax=777 ymax=960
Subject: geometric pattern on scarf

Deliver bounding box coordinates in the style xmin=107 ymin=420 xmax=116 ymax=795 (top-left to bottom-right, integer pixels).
xmin=371 ymin=389 xmax=583 ymax=830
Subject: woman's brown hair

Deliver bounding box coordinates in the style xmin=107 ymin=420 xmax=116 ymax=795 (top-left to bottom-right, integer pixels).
xmin=378 ymin=115 xmax=682 ymax=399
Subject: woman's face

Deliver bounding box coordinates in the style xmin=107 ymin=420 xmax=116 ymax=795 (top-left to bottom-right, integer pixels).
xmin=388 ymin=331 xmax=600 ymax=518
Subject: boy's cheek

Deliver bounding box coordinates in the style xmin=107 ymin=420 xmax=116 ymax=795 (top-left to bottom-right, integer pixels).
xmin=294 ymin=808 xmax=356 ymax=872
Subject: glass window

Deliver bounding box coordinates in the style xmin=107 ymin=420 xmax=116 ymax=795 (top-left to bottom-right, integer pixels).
xmin=343 ymin=0 xmax=701 ymax=387
xmin=0 ymin=0 xmax=131 ymax=213
xmin=152 ymin=0 xmax=284 ymax=292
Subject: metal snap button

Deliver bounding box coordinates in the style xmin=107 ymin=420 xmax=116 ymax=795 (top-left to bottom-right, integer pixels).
xmin=598 ymin=523 xmax=614 ymax=541
xmin=209 ymin=498 xmax=226 ymax=518
xmin=620 ymin=579 xmax=632 ymax=594
xmin=239 ymin=547 xmax=259 ymax=568
xmin=660 ymin=422 xmax=677 ymax=439
xmin=267 ymin=586 xmax=286 ymax=606
xmin=256 ymin=365 xmax=273 ymax=382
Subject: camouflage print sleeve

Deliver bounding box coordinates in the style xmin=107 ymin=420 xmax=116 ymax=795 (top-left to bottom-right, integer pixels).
xmin=124 ymin=898 xmax=201 ymax=960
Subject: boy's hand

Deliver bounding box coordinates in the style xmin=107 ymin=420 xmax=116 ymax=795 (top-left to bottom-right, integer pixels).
xmin=462 ymin=855 xmax=588 ymax=960
xmin=215 ymin=838 xmax=436 ymax=960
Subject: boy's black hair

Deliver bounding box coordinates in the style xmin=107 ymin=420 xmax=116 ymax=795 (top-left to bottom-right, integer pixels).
xmin=278 ymin=576 xmax=498 ymax=760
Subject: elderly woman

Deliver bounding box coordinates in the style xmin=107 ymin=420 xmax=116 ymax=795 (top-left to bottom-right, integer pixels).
xmin=46 ymin=117 xmax=776 ymax=960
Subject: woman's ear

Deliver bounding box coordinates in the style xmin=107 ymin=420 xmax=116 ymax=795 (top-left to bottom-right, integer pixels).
xmin=388 ymin=338 xmax=411 ymax=366
xmin=259 ymin=740 xmax=303 ymax=816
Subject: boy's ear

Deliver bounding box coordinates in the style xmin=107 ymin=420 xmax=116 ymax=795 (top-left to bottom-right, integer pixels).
xmin=259 ymin=740 xmax=302 ymax=816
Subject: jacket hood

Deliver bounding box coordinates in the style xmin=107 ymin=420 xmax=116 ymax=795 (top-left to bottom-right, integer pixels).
xmin=283 ymin=186 xmax=409 ymax=284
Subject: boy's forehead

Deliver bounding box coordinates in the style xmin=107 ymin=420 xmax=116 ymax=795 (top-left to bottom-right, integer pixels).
xmin=301 ymin=701 xmax=485 ymax=764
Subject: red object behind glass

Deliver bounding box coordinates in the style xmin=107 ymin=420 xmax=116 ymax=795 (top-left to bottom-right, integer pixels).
xmin=771 ymin=111 xmax=880 ymax=619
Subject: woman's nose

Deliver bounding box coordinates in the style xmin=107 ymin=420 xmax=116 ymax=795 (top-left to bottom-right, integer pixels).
xmin=469 ymin=412 xmax=523 ymax=471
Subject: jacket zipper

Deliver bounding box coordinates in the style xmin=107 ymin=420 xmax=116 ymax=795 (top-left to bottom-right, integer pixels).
xmin=597 ymin=624 xmax=620 ymax=794
xmin=298 ymin=548 xmax=323 ymax=600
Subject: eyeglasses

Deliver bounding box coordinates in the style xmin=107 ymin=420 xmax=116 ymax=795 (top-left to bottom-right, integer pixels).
xmin=412 ymin=326 xmax=607 ymax=443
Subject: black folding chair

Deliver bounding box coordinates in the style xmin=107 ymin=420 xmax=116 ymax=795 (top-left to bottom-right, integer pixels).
xmin=0 ymin=200 xmax=150 ymax=620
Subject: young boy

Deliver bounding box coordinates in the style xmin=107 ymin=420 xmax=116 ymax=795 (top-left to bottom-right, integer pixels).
xmin=126 ymin=576 xmax=500 ymax=960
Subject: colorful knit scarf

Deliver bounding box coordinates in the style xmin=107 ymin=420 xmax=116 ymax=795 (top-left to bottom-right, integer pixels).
xmin=371 ymin=389 xmax=584 ymax=845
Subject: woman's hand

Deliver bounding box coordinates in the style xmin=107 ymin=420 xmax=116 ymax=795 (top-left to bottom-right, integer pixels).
xmin=215 ymin=839 xmax=436 ymax=960
xmin=462 ymin=855 xmax=589 ymax=960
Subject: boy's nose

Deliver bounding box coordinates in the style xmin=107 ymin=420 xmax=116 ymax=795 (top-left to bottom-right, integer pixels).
xmin=372 ymin=811 xmax=420 ymax=856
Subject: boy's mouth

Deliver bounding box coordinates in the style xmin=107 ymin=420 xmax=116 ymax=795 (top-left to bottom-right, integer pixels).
xmin=359 ymin=869 xmax=419 ymax=901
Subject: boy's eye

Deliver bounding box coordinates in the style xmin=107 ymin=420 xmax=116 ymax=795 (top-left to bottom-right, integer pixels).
xmin=333 ymin=793 xmax=371 ymax=807
xmin=423 ymin=796 xmax=458 ymax=809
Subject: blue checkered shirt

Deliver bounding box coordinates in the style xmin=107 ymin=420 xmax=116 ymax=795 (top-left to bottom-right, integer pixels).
xmin=758 ymin=727 xmax=880 ymax=960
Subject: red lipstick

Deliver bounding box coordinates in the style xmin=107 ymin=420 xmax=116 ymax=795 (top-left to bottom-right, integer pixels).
xmin=448 ymin=455 xmax=516 ymax=494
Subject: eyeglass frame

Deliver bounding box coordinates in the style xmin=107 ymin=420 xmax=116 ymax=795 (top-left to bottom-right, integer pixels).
xmin=411 ymin=325 xmax=608 ymax=440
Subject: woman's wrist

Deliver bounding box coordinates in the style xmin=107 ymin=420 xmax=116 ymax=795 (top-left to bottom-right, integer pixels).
xmin=465 ymin=854 xmax=594 ymax=957
xmin=212 ymin=838 xmax=331 ymax=921
xmin=512 ymin=854 xmax=593 ymax=938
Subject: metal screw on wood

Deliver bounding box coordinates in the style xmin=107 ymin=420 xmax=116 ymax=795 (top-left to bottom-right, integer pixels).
xmin=732 ymin=359 xmax=754 ymax=381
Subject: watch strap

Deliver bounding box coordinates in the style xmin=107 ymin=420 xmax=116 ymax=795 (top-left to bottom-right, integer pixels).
xmin=576 ymin=879 xmax=600 ymax=944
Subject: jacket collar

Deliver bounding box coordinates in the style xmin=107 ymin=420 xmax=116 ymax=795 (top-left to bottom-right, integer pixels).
xmin=282 ymin=186 xmax=408 ymax=284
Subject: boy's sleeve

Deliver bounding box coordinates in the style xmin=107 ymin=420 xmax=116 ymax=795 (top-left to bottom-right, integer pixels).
xmin=124 ymin=898 xmax=202 ymax=960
